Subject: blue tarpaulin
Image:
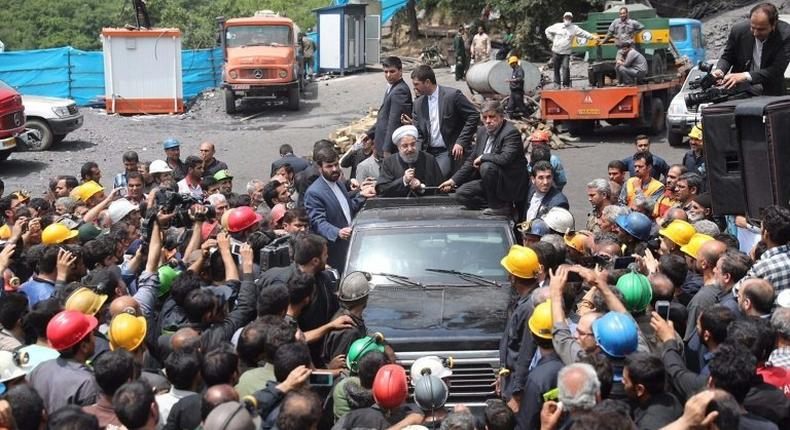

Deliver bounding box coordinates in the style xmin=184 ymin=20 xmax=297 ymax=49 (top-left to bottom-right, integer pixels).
xmin=334 ymin=0 xmax=411 ymax=23
xmin=0 ymin=46 xmax=223 ymax=106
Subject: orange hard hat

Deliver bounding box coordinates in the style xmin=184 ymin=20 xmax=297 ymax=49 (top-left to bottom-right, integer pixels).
xmin=46 ymin=310 xmax=97 ymax=351
xmin=226 ymin=207 xmax=263 ymax=233
xmin=373 ymin=364 xmax=408 ymax=409
xmin=529 ymin=130 xmax=551 ymax=142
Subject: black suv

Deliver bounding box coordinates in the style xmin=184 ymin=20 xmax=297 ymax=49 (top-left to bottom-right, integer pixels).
xmin=344 ymin=197 xmax=515 ymax=407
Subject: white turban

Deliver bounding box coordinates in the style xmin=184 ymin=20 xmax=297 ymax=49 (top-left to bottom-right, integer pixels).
xmin=391 ymin=125 xmax=419 ymax=145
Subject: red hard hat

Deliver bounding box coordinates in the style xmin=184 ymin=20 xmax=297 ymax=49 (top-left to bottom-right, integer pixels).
xmin=46 ymin=310 xmax=98 ymax=351
xmin=373 ymin=364 xmax=408 ymax=409
xmin=226 ymin=206 xmax=263 ymax=233
xmin=529 ymin=130 xmax=551 ymax=142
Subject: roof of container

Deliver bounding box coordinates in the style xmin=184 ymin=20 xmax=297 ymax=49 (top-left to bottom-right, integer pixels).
xmin=225 ymin=16 xmax=294 ymax=26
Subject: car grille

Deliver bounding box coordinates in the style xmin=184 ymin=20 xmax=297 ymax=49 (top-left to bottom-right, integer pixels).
xmin=0 ymin=110 xmax=24 ymax=130
xmin=395 ymin=350 xmax=499 ymax=405
xmin=67 ymin=104 xmax=78 ymax=115
xmin=240 ymin=68 xmax=277 ymax=79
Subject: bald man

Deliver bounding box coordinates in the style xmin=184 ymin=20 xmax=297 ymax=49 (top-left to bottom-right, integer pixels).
xmin=204 ymin=401 xmax=255 ymax=430
xmin=171 ymin=327 xmax=201 ymax=352
xmin=685 ymin=240 xmax=728 ymax=341
xmin=166 ymin=384 xmax=239 ymax=430
xmin=109 ymin=296 xmax=141 ymax=318
xmin=199 ymin=142 xmax=229 ymax=179
xmin=276 ymin=390 xmax=322 ymax=430
xmin=738 ymin=278 xmax=775 ymax=318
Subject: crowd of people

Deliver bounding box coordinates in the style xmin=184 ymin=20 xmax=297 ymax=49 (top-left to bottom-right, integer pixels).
xmin=0 ymin=3 xmax=789 ymax=429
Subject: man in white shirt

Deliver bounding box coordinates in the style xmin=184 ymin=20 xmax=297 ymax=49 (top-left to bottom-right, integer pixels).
xmin=545 ymin=12 xmax=596 ymax=88
xmin=176 ymin=156 xmax=204 ymax=199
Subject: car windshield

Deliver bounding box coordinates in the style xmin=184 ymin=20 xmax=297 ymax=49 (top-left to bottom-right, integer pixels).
xmin=346 ymin=226 xmax=511 ymax=284
xmin=226 ymin=25 xmax=292 ymax=48
xmin=670 ymin=25 xmax=687 ymax=43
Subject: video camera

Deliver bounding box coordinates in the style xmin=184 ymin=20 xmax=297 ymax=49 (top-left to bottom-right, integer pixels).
xmin=140 ymin=190 xmax=217 ymax=246
xmin=684 ymin=62 xmax=756 ymax=108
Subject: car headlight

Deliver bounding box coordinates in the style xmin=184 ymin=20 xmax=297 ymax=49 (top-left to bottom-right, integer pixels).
xmin=278 ymin=70 xmax=288 ymax=79
xmin=229 ymin=70 xmax=238 ymax=79
xmin=51 ymin=106 xmax=70 ymax=118
xmin=667 ymin=97 xmax=687 ymax=115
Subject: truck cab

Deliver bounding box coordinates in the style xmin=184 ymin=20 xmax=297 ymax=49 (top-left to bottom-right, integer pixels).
xmin=0 ymin=80 xmax=25 ymax=162
xmin=669 ymin=18 xmax=705 ymax=67
xmin=219 ymin=11 xmax=303 ymax=113
xmin=344 ymin=197 xmax=515 ymax=408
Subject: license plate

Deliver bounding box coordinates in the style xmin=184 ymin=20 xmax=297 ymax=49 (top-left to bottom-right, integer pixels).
xmin=1 ymin=136 xmax=16 ymax=148
xmin=232 ymin=84 xmax=251 ymax=90
xmin=578 ymin=109 xmax=600 ymax=115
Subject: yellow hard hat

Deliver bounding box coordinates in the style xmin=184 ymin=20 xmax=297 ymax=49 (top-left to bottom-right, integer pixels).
xmin=75 ymin=181 xmax=104 ymax=202
xmin=108 ymin=312 xmax=147 ymax=352
xmin=508 ymin=56 xmax=519 ymax=65
xmin=41 ymin=223 xmax=79 ymax=245
xmin=65 ymin=287 xmax=108 ymax=316
xmin=679 ymin=233 xmax=714 ymax=259
xmin=564 ymin=230 xmax=591 ymax=254
xmin=0 ymin=224 xmax=9 ymax=240
xmin=659 ymin=220 xmax=696 ymax=246
xmin=500 ymin=245 xmax=541 ymax=279
xmin=688 ymin=124 xmax=703 ymax=140
xmin=528 ymin=300 xmax=553 ymax=339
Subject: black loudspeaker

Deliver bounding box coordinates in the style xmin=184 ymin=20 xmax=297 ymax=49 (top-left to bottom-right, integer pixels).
xmin=701 ymin=96 xmax=790 ymax=218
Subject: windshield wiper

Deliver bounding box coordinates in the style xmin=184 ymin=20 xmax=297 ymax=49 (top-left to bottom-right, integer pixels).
xmin=424 ymin=268 xmax=502 ymax=287
xmin=369 ymin=272 xmax=424 ymax=288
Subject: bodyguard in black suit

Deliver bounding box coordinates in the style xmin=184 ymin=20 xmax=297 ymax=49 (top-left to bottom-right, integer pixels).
xmin=410 ymin=65 xmax=480 ymax=178
xmin=366 ymin=56 xmax=413 ymax=155
xmin=714 ymin=2 xmax=790 ymax=96
xmin=439 ymin=101 xmax=528 ymax=216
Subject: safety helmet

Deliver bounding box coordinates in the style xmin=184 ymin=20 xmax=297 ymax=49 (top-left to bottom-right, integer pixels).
xmin=615 ymin=272 xmax=653 ymax=312
xmin=680 ymin=233 xmax=714 ymax=259
xmin=214 ymin=169 xmax=233 ymax=182
xmin=75 ymin=180 xmax=104 ymax=202
xmin=226 ymin=207 xmax=263 ymax=233
xmin=149 ymin=159 xmax=173 ymax=174
xmin=18 ymin=344 xmax=59 ymax=372
xmin=688 ymin=124 xmax=703 ymax=140
xmin=529 ymin=130 xmax=551 ymax=142
xmin=46 ymin=310 xmax=98 ymax=351
xmin=347 ymin=333 xmax=386 ymax=373
xmin=517 ymin=218 xmax=552 ymax=238
xmin=659 ymin=219 xmax=696 ymax=246
xmin=339 ymin=271 xmax=372 ymax=302
xmin=413 ymin=374 xmax=449 ymax=411
xmin=373 ymin=364 xmax=408 ymax=410
xmin=163 ymin=138 xmax=181 ymax=150
xmin=0 ymin=351 xmax=28 ymax=383
xmin=158 ymin=265 xmax=182 ymax=297
xmin=564 ymin=230 xmax=591 ymax=254
xmin=108 ymin=199 xmax=139 ymax=224
xmin=108 ymin=312 xmax=147 ymax=352
xmin=65 ymin=287 xmax=109 ymax=316
xmin=410 ymin=356 xmax=453 ymax=386
xmin=220 ymin=209 xmax=232 ymax=230
xmin=508 ymin=55 xmax=519 ymax=65
xmin=0 ymin=224 xmax=10 ymax=240
xmin=77 ymin=223 xmax=102 ymax=244
xmin=500 ymin=245 xmax=541 ymax=279
xmin=41 ymin=222 xmax=79 ymax=245
xmin=528 ymin=300 xmax=553 ymax=339
xmin=592 ymin=312 xmax=639 ymax=358
xmin=614 ymin=211 xmax=652 ymax=242
xmin=543 ymin=207 xmax=575 ymax=234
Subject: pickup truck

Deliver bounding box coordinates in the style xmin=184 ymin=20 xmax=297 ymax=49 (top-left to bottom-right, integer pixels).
xmin=0 ymin=80 xmax=25 ymax=162
xmin=20 ymin=95 xmax=83 ymax=151
xmin=344 ymin=197 xmax=514 ymax=408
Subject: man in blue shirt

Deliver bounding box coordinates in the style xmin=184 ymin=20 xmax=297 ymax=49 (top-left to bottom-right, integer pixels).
xmin=112 ymin=151 xmax=140 ymax=189
xmin=621 ymin=135 xmax=669 ymax=181
xmin=20 ymin=246 xmax=60 ymax=309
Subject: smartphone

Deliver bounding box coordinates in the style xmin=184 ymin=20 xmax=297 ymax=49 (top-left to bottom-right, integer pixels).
xmin=655 ymin=300 xmax=671 ymax=320
xmin=230 ymin=241 xmax=242 ymax=256
xmin=118 ymin=187 xmax=128 ymax=197
xmin=309 ymin=371 xmax=334 ymax=387
xmin=613 ymin=256 xmax=636 ymax=269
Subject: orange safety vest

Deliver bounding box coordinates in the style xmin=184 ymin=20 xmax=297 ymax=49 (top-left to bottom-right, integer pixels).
xmin=625 ymin=177 xmax=663 ymax=207
xmin=653 ymin=192 xmax=677 ymax=218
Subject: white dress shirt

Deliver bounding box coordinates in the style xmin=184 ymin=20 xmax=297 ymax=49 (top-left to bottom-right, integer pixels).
xmin=427 ymin=89 xmax=446 ymax=148
xmin=322 ymin=176 xmax=352 ymax=224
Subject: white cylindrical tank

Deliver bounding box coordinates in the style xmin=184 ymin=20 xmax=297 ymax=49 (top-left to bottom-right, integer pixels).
xmin=466 ymin=60 xmax=541 ymax=96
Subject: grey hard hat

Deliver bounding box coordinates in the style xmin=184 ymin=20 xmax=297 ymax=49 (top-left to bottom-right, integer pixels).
xmin=413 ymin=374 xmax=449 ymax=411
xmin=339 ymin=271 xmax=372 ymax=302
xmin=203 ymin=401 xmax=255 ymax=430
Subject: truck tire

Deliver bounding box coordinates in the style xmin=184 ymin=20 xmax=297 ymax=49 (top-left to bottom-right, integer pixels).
xmin=648 ymin=98 xmax=666 ymax=135
xmin=224 ymin=89 xmax=237 ymax=114
xmin=667 ymin=130 xmax=684 ymax=147
xmin=288 ymin=85 xmax=300 ymax=111
xmin=564 ymin=120 xmax=595 ymax=136
xmin=20 ymin=118 xmax=53 ymax=151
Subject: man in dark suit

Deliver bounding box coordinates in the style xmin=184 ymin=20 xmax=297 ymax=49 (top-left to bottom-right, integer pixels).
xmin=524 ymin=160 xmax=570 ymax=222
xmin=304 ymin=147 xmax=375 ymax=272
xmin=270 ymin=144 xmax=310 ymax=177
xmin=410 ymin=65 xmax=480 ymax=178
xmin=439 ymin=101 xmax=527 ymax=216
xmin=714 ymin=2 xmax=790 ymax=96
xmin=366 ymin=56 xmax=413 ymax=156
xmin=376 ymin=125 xmax=444 ymax=197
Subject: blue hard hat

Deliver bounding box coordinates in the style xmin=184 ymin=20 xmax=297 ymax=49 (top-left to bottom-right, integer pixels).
xmin=163 ymin=138 xmax=181 ymax=149
xmin=592 ymin=312 xmax=639 ymax=358
xmin=615 ymin=211 xmax=652 ymax=242
xmin=519 ymin=218 xmax=552 ymax=238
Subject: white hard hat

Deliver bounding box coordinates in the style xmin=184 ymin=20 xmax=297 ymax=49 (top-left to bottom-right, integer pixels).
xmin=542 ymin=207 xmax=575 ymax=234
xmin=108 ymin=199 xmax=139 ymax=224
xmin=410 ymin=356 xmax=452 ymax=386
xmin=0 ymin=351 xmax=28 ymax=383
xmin=149 ymin=159 xmax=173 ymax=174
xmin=777 ymin=289 xmax=790 ymax=308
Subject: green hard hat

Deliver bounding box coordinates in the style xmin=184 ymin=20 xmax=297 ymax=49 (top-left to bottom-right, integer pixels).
xmin=347 ymin=333 xmax=385 ymax=373
xmin=158 ymin=265 xmax=182 ymax=297
xmin=616 ymin=271 xmax=653 ymax=313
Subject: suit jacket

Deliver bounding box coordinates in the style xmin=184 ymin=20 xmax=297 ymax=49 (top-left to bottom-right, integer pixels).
xmin=412 ymin=85 xmax=479 ymax=153
xmin=270 ymin=154 xmax=310 ymax=177
xmin=524 ymin=186 xmax=570 ymax=220
xmin=304 ymin=177 xmax=366 ymax=271
xmin=452 ymin=122 xmax=528 ymax=202
xmin=375 ymin=151 xmax=444 ymax=197
xmin=368 ymin=78 xmax=413 ymax=153
xmin=717 ymin=20 xmax=790 ymax=96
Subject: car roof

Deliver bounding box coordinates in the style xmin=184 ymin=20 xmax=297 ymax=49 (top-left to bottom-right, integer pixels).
xmin=353 ymin=197 xmax=513 ymax=228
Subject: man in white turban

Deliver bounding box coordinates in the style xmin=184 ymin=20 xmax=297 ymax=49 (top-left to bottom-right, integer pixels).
xmin=375 ymin=125 xmax=444 ymax=197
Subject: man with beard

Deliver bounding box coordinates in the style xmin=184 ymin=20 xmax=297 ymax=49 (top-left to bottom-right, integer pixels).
xmin=376 ymin=125 xmax=443 ymax=197
xmin=366 ymin=56 xmax=412 ymax=156
xmin=304 ymin=147 xmax=375 ymax=271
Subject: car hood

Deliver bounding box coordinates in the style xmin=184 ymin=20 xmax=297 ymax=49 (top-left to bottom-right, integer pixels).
xmin=363 ymin=284 xmax=513 ymax=351
xmin=22 ymin=95 xmax=74 ymax=107
xmin=226 ymin=46 xmax=294 ymax=65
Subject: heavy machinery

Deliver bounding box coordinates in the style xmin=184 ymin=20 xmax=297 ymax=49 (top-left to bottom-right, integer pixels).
xmin=540 ymin=3 xmax=689 ymax=135
xmin=218 ymin=10 xmax=304 ymax=113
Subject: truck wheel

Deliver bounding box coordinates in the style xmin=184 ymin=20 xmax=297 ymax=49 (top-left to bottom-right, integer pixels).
xmin=288 ymin=85 xmax=300 ymax=111
xmin=20 ymin=118 xmax=53 ymax=151
xmin=648 ymin=98 xmax=666 ymax=135
xmin=667 ymin=131 xmax=684 ymax=147
xmin=565 ymin=120 xmax=594 ymax=136
xmin=224 ymin=89 xmax=237 ymax=114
